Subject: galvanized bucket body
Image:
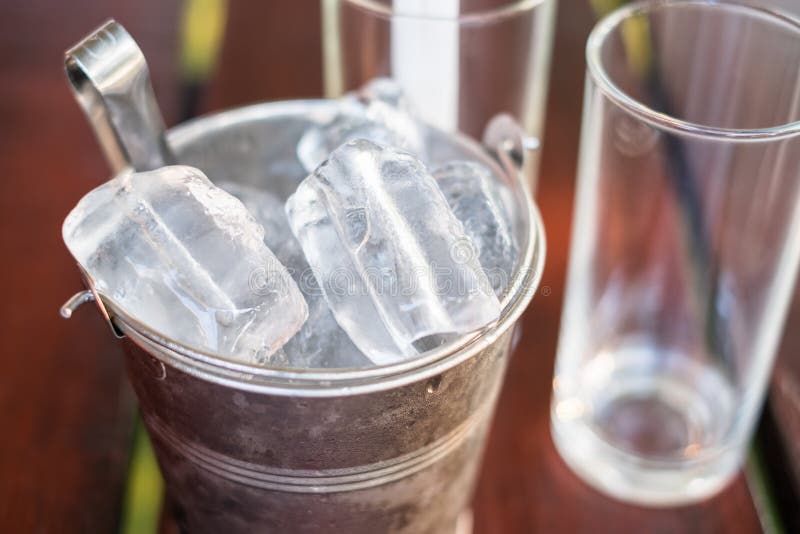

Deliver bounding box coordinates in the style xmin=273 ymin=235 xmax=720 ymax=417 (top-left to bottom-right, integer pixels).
xmin=77 ymin=100 xmax=544 ymax=533
xmin=123 ymin=331 xmax=506 ymax=533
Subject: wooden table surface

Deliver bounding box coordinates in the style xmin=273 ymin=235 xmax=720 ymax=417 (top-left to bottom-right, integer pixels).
xmin=0 ymin=1 xmax=789 ymax=532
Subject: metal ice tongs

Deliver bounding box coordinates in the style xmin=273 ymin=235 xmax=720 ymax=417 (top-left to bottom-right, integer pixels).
xmin=60 ymin=20 xmax=174 ymax=333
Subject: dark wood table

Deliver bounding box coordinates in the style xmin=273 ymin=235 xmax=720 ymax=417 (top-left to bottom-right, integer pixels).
xmin=0 ymin=1 xmax=792 ymax=532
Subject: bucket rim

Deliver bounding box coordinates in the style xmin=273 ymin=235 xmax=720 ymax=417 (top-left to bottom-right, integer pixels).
xmin=89 ymin=99 xmax=547 ymax=395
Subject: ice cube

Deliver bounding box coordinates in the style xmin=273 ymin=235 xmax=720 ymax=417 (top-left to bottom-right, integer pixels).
xmin=296 ymin=78 xmax=425 ymax=172
xmin=280 ymin=290 xmax=373 ymax=369
xmin=62 ymin=165 xmax=308 ymax=363
xmin=278 ymin=250 xmax=371 ymax=368
xmin=433 ymin=161 xmax=519 ymax=296
xmin=217 ymin=181 xmax=300 ymax=267
xmin=356 ymin=77 xmax=413 ymax=110
xmin=285 ymin=140 xmax=501 ymax=364
xmin=219 ymin=180 xmax=371 ymax=368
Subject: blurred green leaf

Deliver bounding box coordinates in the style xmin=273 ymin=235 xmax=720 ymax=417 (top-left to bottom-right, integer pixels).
xmin=119 ymin=419 xmax=164 ymax=534
xmin=180 ymin=0 xmax=228 ymax=82
xmin=747 ymin=443 xmax=786 ymax=534
xmin=590 ymin=0 xmax=626 ymax=17
xmin=590 ymin=0 xmax=652 ymax=76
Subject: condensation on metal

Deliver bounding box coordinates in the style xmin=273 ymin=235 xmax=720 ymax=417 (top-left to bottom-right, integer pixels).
xmin=141 ymin=388 xmax=497 ymax=493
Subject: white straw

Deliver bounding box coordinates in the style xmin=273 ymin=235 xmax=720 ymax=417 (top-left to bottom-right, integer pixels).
xmin=391 ymin=0 xmax=461 ymax=131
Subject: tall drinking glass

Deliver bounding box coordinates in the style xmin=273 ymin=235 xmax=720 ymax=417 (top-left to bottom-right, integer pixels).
xmin=321 ymin=0 xmax=556 ymax=188
xmin=551 ymin=0 xmax=800 ymax=506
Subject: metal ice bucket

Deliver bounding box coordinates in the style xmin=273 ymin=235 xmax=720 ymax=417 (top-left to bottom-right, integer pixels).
xmin=61 ymin=22 xmax=545 ymax=534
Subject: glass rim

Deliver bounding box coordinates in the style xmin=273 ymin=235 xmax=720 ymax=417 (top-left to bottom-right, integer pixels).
xmin=343 ymin=0 xmax=548 ymax=25
xmin=587 ymin=0 xmax=800 ymax=141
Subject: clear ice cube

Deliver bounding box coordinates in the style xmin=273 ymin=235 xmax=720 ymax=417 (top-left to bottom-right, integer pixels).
xmin=62 ymin=165 xmax=308 ymax=363
xmin=357 ymin=77 xmax=413 ymax=110
xmin=296 ymin=78 xmax=425 ymax=172
xmin=285 ymin=140 xmax=501 ymax=364
xmin=219 ymin=180 xmax=371 ymax=368
xmin=434 ymin=161 xmax=519 ymax=296
xmin=279 ymin=289 xmax=373 ymax=369
xmin=217 ymin=181 xmax=299 ymax=267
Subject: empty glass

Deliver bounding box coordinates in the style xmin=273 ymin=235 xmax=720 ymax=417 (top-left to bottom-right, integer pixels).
xmin=551 ymin=0 xmax=800 ymax=505
xmin=321 ymin=0 xmax=557 ymax=188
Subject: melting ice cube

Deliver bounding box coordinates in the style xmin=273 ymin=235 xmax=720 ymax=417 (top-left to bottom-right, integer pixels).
xmin=285 ymin=140 xmax=501 ymax=364
xmin=434 ymin=161 xmax=519 ymax=296
xmin=62 ymin=166 xmax=308 ymax=363
xmin=296 ymin=78 xmax=425 ymax=172
xmin=217 ymin=181 xmax=300 ymax=268
xmin=219 ymin=180 xmax=370 ymax=368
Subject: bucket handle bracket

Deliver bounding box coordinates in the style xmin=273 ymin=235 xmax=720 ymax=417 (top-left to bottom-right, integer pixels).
xmin=482 ymin=113 xmax=538 ymax=193
xmin=60 ymin=265 xmax=125 ymax=339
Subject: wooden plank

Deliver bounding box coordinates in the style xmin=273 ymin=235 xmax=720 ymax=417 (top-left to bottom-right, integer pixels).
xmin=0 ymin=2 xmax=180 ymax=531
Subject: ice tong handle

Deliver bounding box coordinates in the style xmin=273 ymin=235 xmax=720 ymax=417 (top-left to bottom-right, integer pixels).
xmin=64 ymin=19 xmax=175 ymax=173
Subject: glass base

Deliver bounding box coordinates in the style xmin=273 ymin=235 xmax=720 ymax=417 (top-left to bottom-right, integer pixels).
xmin=551 ymin=408 xmax=741 ymax=506
xmin=551 ymin=342 xmax=746 ymax=505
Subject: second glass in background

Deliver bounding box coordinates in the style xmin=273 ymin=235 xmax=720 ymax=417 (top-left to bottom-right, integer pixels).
xmin=322 ymin=0 xmax=557 ymax=189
